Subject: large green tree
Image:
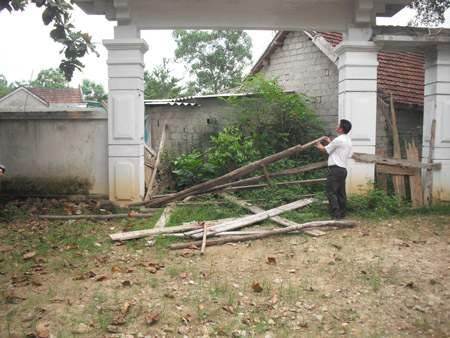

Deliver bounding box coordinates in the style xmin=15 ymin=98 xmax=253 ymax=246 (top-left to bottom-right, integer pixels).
xmin=408 ymin=0 xmax=450 ymax=26
xmin=0 ymin=0 xmax=98 ymax=81
xmin=172 ymin=30 xmax=252 ymax=95
xmin=81 ymin=79 xmax=107 ymax=102
xmin=30 ymin=68 xmax=68 ymax=88
xmin=0 ymin=74 xmax=11 ymax=97
xmin=144 ymin=58 xmax=184 ymax=99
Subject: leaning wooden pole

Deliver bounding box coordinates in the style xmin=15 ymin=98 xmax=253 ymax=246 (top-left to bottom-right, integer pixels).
xmin=390 ymin=94 xmax=406 ymax=198
xmin=145 ymin=124 xmax=167 ymax=201
xmin=170 ymin=220 xmax=357 ymax=250
xmin=138 ymin=136 xmax=326 ymax=207
xmin=424 ymin=119 xmax=436 ymax=207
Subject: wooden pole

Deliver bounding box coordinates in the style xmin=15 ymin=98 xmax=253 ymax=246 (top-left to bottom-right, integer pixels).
xmin=221 ymin=193 xmax=326 ymax=237
xmin=139 ymin=136 xmax=326 ymax=207
xmin=375 ymin=149 xmax=388 ymax=195
xmin=200 ymin=221 xmax=208 ymax=255
xmin=171 ymin=220 xmax=357 ymax=250
xmin=424 ymin=119 xmax=436 ymax=207
xmin=187 ymin=198 xmax=315 ymax=239
xmin=39 ymin=213 xmax=153 ymax=220
xmin=390 ymin=94 xmax=406 ymax=198
xmin=145 ymin=124 xmax=167 ymax=201
xmin=352 ymin=153 xmax=441 ymax=170
xmin=405 ymin=140 xmax=423 ymax=208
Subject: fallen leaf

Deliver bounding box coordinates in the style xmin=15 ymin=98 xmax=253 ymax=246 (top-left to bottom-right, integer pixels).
xmin=107 ymin=325 xmax=119 ymax=333
xmin=95 ymin=275 xmax=108 ymax=282
xmin=120 ymin=301 xmax=132 ymax=315
xmin=222 ymin=305 xmax=234 ymax=314
xmin=31 ymin=280 xmax=43 ymax=286
xmin=267 ymin=257 xmax=276 ymax=265
xmin=74 ymin=274 xmax=85 ymax=281
xmin=202 ymin=270 xmax=210 ymax=278
xmin=179 ymin=272 xmax=187 ymax=279
xmin=23 ymin=251 xmax=36 ymax=260
xmin=178 ymin=325 xmax=189 ymax=335
xmin=111 ymin=265 xmax=125 ymax=273
xmin=122 ymin=280 xmax=133 ymax=287
xmin=35 ymin=325 xmax=50 ymax=338
xmin=111 ymin=314 xmax=126 ymax=325
xmin=252 ymin=281 xmax=263 ymax=292
xmin=164 ymin=291 xmax=174 ymax=298
xmin=145 ymin=312 xmax=160 ymax=325
xmin=188 ymin=244 xmax=198 ymax=250
xmin=0 ymin=245 xmax=14 ymax=252
xmin=182 ymin=313 xmax=193 ymax=324
xmin=181 ymin=251 xmax=194 ymax=257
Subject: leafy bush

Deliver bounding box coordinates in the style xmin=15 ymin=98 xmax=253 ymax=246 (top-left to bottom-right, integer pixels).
xmin=171 ymin=150 xmax=217 ymax=189
xmin=208 ymin=126 xmax=260 ymax=175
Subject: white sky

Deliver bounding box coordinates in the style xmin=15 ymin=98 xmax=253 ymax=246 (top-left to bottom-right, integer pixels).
xmin=0 ymin=5 xmax=448 ymax=90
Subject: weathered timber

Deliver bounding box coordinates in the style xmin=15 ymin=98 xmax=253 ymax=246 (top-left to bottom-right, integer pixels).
xmin=375 ymin=149 xmax=388 ymax=194
xmin=171 ymin=220 xmax=357 ymax=250
xmin=352 ymin=153 xmax=441 ymax=170
xmin=390 ymin=94 xmax=406 ymax=198
xmin=39 ymin=213 xmax=153 ymax=220
xmin=221 ymin=193 xmax=326 ymax=237
xmin=203 ymin=161 xmax=327 ymax=194
xmin=145 ymin=124 xmax=167 ymax=201
xmin=109 ymin=217 xmax=237 ymax=241
xmin=217 ymin=178 xmax=326 ymax=192
xmin=424 ymin=119 xmax=436 ymax=207
xmin=200 ymin=221 xmax=208 ymax=255
xmin=153 ymin=203 xmax=175 ymax=229
xmin=188 ymin=198 xmax=315 ymax=239
xmin=140 ymin=136 xmax=326 ymax=207
xmin=376 ymin=164 xmax=416 ymax=176
xmin=405 ymin=140 xmax=423 ymax=208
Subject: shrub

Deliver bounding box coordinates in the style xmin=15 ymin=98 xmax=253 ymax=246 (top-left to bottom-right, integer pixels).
xmin=171 ymin=150 xmax=217 ymax=189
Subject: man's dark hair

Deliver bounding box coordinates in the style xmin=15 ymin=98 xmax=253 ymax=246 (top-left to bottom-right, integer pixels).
xmin=340 ymin=119 xmax=352 ymax=134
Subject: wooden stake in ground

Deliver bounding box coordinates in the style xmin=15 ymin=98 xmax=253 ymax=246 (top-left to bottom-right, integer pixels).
xmin=153 ymin=203 xmax=175 ymax=229
xmin=221 ymin=193 xmax=326 ymax=237
xmin=405 ymin=140 xmax=423 ymax=208
xmin=424 ymin=119 xmax=436 ymax=207
xmin=138 ymin=136 xmax=326 ymax=207
xmin=375 ymin=149 xmax=388 ymax=195
xmin=390 ymin=94 xmax=406 ymax=198
xmin=171 ymin=220 xmax=357 ymax=250
xmin=187 ymin=198 xmax=315 ymax=239
xmin=200 ymin=221 xmax=208 ymax=255
xmin=145 ymin=124 xmax=167 ymax=201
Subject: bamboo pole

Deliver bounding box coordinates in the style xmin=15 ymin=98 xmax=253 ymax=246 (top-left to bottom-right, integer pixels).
xmin=145 ymin=124 xmax=167 ymax=201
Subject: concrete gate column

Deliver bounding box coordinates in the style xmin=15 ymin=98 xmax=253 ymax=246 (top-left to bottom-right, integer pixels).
xmin=423 ymin=44 xmax=450 ymax=201
xmin=103 ymin=25 xmax=149 ymax=204
xmin=335 ymin=25 xmax=379 ymax=194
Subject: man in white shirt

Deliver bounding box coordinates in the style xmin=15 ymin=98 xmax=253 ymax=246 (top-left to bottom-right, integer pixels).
xmin=315 ymin=119 xmax=352 ymax=219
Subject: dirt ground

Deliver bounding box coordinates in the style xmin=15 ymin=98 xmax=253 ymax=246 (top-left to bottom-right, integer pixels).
xmin=0 ymin=198 xmax=449 ymax=338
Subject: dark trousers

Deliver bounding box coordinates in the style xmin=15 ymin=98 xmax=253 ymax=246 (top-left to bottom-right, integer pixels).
xmin=326 ymin=166 xmax=348 ymax=218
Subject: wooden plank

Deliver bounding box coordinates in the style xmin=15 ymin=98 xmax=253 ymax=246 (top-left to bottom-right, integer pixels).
xmin=424 ymin=119 xmax=436 ymax=207
xmin=188 ymin=198 xmax=315 ymax=239
xmin=405 ymin=140 xmax=423 ymax=208
xmin=204 ymin=161 xmax=327 ymax=194
xmin=352 ymin=153 xmax=441 ymax=170
xmin=219 ymin=178 xmax=326 ymax=192
xmin=376 ymin=164 xmax=416 ymax=176
xmin=221 ymin=193 xmax=326 ymax=237
xmin=390 ymin=94 xmax=406 ymax=198
xmin=109 ymin=217 xmax=237 ymax=241
xmin=39 ymin=213 xmax=153 ymax=220
xmin=138 ymin=136 xmax=326 ymax=207
xmin=145 ymin=124 xmax=167 ymax=201
xmin=153 ymin=203 xmax=175 ymax=229
xmin=171 ymin=220 xmax=357 ymax=250
xmin=375 ymin=149 xmax=388 ymax=194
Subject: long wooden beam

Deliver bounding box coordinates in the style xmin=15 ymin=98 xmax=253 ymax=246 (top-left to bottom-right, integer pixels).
xmin=353 ymin=153 xmax=441 ymax=170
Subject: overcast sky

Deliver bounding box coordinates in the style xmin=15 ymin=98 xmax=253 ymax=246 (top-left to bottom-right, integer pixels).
xmin=0 ymin=5 xmax=448 ymax=90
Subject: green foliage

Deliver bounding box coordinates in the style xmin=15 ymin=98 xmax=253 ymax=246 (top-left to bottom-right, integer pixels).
xmin=347 ymin=186 xmax=410 ymax=218
xmin=0 ymin=74 xmax=11 ymax=97
xmin=0 ymin=0 xmax=98 ymax=81
xmin=81 ymin=79 xmax=107 ymax=102
xmin=208 ymin=126 xmax=260 ymax=175
xmin=30 ymin=68 xmax=68 ymax=88
xmin=224 ymin=73 xmax=325 ymax=160
xmin=144 ymin=58 xmax=185 ymax=99
xmin=171 ymin=150 xmax=217 ymax=189
xmin=172 ymin=30 xmax=252 ymax=95
xmin=408 ymin=0 xmax=450 ymax=27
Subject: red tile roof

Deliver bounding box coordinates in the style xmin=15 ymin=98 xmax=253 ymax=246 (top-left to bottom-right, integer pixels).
xmin=318 ymin=32 xmax=424 ymax=106
xmin=252 ymin=31 xmax=425 ymax=106
xmin=28 ymin=87 xmax=84 ymax=104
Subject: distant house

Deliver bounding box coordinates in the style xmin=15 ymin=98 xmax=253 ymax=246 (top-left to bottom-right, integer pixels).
xmin=252 ymin=31 xmax=425 ymax=155
xmin=0 ymin=86 xmax=85 ymax=109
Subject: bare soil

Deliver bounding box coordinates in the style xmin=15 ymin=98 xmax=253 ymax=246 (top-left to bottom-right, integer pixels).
xmin=0 ymin=198 xmax=449 ymax=338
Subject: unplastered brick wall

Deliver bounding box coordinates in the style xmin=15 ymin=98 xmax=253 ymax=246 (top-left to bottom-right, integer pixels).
xmin=145 ymin=98 xmax=236 ymax=153
xmin=259 ymin=31 xmax=339 ymax=136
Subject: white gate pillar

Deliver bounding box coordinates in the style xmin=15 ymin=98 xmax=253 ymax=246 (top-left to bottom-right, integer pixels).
xmin=103 ymin=25 xmax=149 ymax=204
xmin=423 ymin=44 xmax=450 ymax=201
xmin=335 ymin=25 xmax=380 ymax=194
